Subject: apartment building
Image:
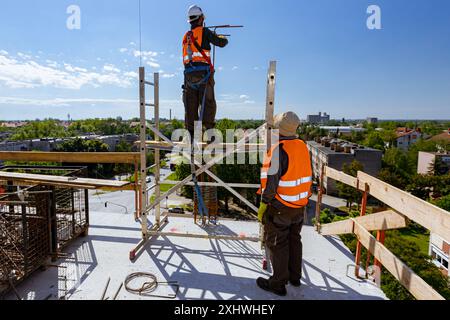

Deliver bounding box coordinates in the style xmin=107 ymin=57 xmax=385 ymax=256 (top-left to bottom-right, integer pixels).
xmin=307 ymin=138 xmax=383 ymax=195
xmin=430 ymin=234 xmax=449 ymax=277
xmin=417 ymin=151 xmax=450 ymax=175
xmin=307 ymin=112 xmax=331 ymax=124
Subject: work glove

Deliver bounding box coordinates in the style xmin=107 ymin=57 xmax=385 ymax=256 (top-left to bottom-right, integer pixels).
xmin=258 ymin=203 xmax=268 ymax=223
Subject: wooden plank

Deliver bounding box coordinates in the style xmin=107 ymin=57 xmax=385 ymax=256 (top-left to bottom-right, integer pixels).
xmin=0 ymin=172 xmax=130 ymax=189
xmin=325 ymin=166 xmax=359 ymax=189
xmin=147 ymin=231 xmax=260 ymax=242
xmin=142 ymin=140 xmax=264 ymax=152
xmin=320 ymin=210 xmax=407 ymax=236
xmin=352 ymin=220 xmax=445 ymax=300
xmin=163 ymin=180 xmax=260 ymax=189
xmin=358 ymin=171 xmax=450 ymax=242
xmin=0 ymin=152 xmax=140 ymax=164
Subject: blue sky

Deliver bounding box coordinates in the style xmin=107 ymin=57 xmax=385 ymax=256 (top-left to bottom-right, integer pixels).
xmin=0 ymin=0 xmax=449 ymax=121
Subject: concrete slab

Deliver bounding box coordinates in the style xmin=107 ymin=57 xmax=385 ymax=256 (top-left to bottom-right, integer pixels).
xmin=5 ymin=191 xmax=386 ymax=301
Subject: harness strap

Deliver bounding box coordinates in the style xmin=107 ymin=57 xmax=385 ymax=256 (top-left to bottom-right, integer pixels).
xmin=186 ymin=30 xmax=215 ymax=72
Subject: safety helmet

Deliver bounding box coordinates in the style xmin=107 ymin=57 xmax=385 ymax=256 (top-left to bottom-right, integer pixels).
xmin=187 ymin=5 xmax=204 ymax=23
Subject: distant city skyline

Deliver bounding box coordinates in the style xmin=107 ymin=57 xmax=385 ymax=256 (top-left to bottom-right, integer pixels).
xmin=1 ymin=0 xmax=450 ymax=120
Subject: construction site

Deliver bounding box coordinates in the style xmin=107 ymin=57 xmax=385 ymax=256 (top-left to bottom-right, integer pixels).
xmin=0 ymin=59 xmax=449 ymax=301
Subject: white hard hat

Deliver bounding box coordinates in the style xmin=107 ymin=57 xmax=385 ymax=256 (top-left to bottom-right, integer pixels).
xmin=187 ymin=5 xmax=204 ymax=23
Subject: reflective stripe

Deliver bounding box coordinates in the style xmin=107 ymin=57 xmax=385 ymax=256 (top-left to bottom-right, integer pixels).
xmin=278 ymin=176 xmax=312 ymax=187
xmin=184 ymin=52 xmax=211 ymax=60
xmin=279 ymin=192 xmax=310 ymax=202
xmin=260 ymin=172 xmax=268 ymax=179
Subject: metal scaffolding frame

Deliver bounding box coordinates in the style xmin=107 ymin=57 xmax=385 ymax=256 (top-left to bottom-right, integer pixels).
xmin=129 ymin=62 xmax=277 ymax=264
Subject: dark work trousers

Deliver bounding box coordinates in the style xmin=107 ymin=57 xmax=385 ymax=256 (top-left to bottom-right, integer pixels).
xmin=183 ymin=71 xmax=217 ymax=139
xmin=263 ymin=205 xmax=305 ymax=290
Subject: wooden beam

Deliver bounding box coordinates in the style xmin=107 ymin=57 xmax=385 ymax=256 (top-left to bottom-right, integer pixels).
xmin=352 ymin=219 xmax=445 ymax=300
xmin=142 ymin=140 xmax=264 ymax=152
xmin=163 ymin=180 xmax=260 ymax=189
xmin=147 ymin=231 xmax=260 ymax=242
xmin=325 ymin=166 xmax=359 ymax=189
xmin=358 ymin=171 xmax=450 ymax=242
xmin=320 ymin=210 xmax=407 ymax=236
xmin=0 ymin=172 xmax=131 ymax=189
xmin=0 ymin=151 xmax=140 ymax=164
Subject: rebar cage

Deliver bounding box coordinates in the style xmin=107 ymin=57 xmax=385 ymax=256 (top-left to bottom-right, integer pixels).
xmin=54 ymin=187 xmax=88 ymax=249
xmin=0 ymin=185 xmax=51 ymax=291
xmin=0 ymin=175 xmax=89 ymax=296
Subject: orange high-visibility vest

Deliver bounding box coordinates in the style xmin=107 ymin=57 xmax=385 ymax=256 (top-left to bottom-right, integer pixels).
xmin=182 ymin=27 xmax=211 ymax=65
xmin=259 ymin=139 xmax=313 ymax=208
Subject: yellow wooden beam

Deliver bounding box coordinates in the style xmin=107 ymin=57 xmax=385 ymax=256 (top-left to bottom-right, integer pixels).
xmin=320 ymin=210 xmax=407 ymax=236
xmin=0 ymin=151 xmax=140 ymax=164
xmin=353 ymin=219 xmax=445 ymax=300
xmin=358 ymin=171 xmax=450 ymax=242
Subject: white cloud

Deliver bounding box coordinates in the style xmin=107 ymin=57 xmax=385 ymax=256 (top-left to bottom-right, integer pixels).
xmin=162 ymin=73 xmax=176 ymax=78
xmin=0 ymin=50 xmax=9 ymax=55
xmin=147 ymin=61 xmax=160 ymax=69
xmin=244 ymin=100 xmax=255 ymax=104
xmin=0 ymin=52 xmax=136 ymax=90
xmin=129 ymin=42 xmax=137 ymax=47
xmin=253 ymin=66 xmax=260 ymax=71
xmin=119 ymin=48 xmax=128 ymax=53
xmin=124 ymin=71 xmax=138 ymax=78
xmin=17 ymin=52 xmax=32 ymax=60
xmin=103 ymin=64 xmax=121 ymax=73
xmin=232 ymin=66 xmax=238 ymax=71
xmin=0 ymin=97 xmax=138 ymax=107
xmin=239 ymin=94 xmax=250 ymax=100
xmin=133 ymin=50 xmax=158 ymax=58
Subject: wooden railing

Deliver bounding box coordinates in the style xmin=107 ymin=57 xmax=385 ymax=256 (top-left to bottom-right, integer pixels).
xmin=315 ymin=166 xmax=450 ymax=300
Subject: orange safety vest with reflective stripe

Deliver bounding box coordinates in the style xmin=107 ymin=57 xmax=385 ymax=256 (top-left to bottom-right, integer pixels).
xmin=259 ymin=139 xmax=313 ymax=208
xmin=182 ymin=27 xmax=212 ymax=65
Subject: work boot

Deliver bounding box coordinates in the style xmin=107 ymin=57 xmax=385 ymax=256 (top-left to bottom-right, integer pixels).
xmin=289 ymin=279 xmax=301 ymax=287
xmin=256 ymin=277 xmax=287 ymax=297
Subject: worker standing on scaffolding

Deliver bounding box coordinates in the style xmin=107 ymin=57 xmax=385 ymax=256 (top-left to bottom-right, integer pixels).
xmin=257 ymin=111 xmax=313 ymax=296
xmin=182 ymin=5 xmax=228 ymax=140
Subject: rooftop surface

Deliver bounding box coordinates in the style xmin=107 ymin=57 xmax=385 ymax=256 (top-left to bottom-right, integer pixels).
xmin=5 ymin=191 xmax=386 ymax=300
xmin=307 ymin=140 xmax=381 ymax=156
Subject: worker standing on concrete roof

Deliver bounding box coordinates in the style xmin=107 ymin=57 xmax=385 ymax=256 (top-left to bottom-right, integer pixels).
xmin=256 ymin=111 xmax=313 ymax=296
xmin=182 ymin=5 xmax=228 ymax=140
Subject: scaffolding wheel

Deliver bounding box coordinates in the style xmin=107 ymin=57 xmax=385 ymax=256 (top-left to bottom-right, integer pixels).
xmin=129 ymin=250 xmax=136 ymax=261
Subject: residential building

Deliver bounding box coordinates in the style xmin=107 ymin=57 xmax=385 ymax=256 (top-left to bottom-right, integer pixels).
xmin=430 ymin=129 xmax=450 ymax=142
xmin=430 ymin=233 xmax=449 ymax=277
xmin=366 ymin=117 xmax=378 ymax=124
xmin=417 ymin=151 xmax=450 ymax=175
xmin=307 ymin=138 xmax=383 ymax=195
xmin=307 ymin=112 xmax=330 ymax=124
xmin=319 ymin=126 xmax=366 ymax=137
xmin=395 ymin=127 xmax=422 ymax=150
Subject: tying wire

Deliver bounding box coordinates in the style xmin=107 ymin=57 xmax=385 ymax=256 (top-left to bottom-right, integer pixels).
xmin=124 ymin=272 xmax=179 ymax=299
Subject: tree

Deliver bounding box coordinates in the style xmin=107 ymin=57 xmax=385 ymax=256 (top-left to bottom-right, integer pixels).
xmin=433 ymin=194 xmax=450 ymax=211
xmin=56 ymin=138 xmax=113 ymax=177
xmin=337 ymin=160 xmax=364 ymax=208
xmin=11 ymin=119 xmax=68 ymax=140
xmin=364 ymin=131 xmax=385 ymax=150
